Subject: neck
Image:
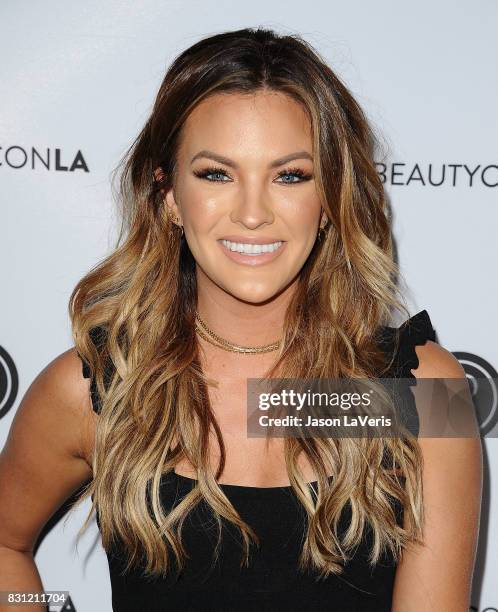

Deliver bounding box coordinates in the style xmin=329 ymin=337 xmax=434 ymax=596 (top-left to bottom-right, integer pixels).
xmin=195 ymin=271 xmax=297 ymax=350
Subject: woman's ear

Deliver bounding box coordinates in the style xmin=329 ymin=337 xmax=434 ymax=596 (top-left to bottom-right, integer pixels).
xmin=153 ymin=166 xmax=182 ymax=225
xmin=153 ymin=166 xmax=164 ymax=186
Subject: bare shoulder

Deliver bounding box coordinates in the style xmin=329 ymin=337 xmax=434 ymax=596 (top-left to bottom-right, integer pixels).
xmin=0 ymin=348 xmax=96 ymax=553
xmin=411 ymin=339 xmax=482 ymax=489
xmin=392 ymin=339 xmax=483 ymax=610
xmin=23 ymin=347 xmax=96 ymax=457
xmin=41 ymin=347 xmax=97 ymax=464
xmin=411 ymin=339 xmax=465 ymax=378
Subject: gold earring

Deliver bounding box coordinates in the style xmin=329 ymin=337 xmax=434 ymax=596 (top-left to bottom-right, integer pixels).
xmin=167 ymin=208 xmax=184 ymax=236
xmin=318 ymin=214 xmax=330 ymax=242
xmin=173 ymin=216 xmax=184 ymax=236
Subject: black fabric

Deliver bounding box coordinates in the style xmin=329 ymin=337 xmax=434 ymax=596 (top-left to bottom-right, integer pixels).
xmin=80 ymin=309 xmax=436 ymax=611
xmin=377 ymin=309 xmax=436 ymax=383
xmin=377 ymin=309 xmax=437 ymax=437
xmin=79 ymin=326 xmax=113 ymax=415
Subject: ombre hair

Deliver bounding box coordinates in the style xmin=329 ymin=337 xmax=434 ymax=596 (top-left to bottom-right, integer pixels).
xmin=69 ymin=26 xmax=420 ymax=579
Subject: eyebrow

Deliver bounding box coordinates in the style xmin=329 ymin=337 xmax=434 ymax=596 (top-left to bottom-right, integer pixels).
xmin=190 ymin=149 xmax=313 ymax=169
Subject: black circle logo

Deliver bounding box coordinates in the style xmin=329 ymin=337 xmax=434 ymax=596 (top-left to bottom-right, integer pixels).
xmin=453 ymin=352 xmax=498 ymax=437
xmin=0 ymin=345 xmax=19 ymax=419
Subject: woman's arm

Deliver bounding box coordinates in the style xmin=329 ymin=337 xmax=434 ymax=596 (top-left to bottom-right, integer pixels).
xmin=392 ymin=340 xmax=483 ymax=611
xmin=0 ymin=348 xmax=95 ymax=612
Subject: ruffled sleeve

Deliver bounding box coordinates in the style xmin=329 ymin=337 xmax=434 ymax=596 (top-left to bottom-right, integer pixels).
xmin=377 ymin=309 xmax=436 ymax=383
xmin=377 ymin=309 xmax=437 ymax=438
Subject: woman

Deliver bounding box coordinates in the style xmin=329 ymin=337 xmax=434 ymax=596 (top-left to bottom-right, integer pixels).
xmin=0 ymin=27 xmax=482 ymax=611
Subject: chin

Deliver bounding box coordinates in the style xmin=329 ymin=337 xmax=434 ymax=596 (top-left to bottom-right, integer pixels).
xmin=219 ymin=279 xmax=288 ymax=305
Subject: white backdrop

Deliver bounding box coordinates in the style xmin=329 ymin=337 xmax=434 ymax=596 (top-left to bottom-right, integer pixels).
xmin=1 ymin=1 xmax=497 ymax=610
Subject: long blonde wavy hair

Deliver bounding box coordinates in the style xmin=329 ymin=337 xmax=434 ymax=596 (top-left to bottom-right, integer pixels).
xmin=69 ymin=27 xmax=421 ymax=580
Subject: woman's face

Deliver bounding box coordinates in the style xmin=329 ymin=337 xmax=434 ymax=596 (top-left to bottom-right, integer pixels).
xmin=158 ymin=90 xmax=324 ymax=304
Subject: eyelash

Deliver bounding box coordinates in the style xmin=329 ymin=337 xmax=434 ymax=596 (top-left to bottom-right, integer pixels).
xmin=193 ymin=165 xmax=313 ymax=184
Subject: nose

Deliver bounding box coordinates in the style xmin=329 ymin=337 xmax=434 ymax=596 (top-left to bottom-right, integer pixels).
xmin=229 ymin=187 xmax=275 ymax=230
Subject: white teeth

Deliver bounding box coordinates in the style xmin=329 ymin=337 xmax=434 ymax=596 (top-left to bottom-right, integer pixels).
xmin=221 ymin=239 xmax=283 ymax=255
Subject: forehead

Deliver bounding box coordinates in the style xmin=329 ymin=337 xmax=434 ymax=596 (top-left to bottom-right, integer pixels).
xmin=177 ymin=90 xmax=312 ymax=163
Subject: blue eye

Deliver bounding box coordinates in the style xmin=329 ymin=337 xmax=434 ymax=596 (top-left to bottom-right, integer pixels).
xmin=193 ymin=166 xmax=232 ymax=182
xmin=193 ymin=165 xmax=313 ymax=184
xmin=276 ymin=168 xmax=312 ymax=184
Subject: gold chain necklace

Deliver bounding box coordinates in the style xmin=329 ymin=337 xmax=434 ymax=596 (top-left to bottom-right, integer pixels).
xmin=195 ymin=311 xmax=281 ymax=354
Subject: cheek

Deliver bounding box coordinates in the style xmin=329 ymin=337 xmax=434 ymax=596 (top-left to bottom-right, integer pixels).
xmin=181 ymin=194 xmax=223 ymax=234
xmin=180 ymin=178 xmax=231 ymax=221
xmin=282 ymin=194 xmax=322 ymax=238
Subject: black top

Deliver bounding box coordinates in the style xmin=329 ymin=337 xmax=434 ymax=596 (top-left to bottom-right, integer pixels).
xmin=80 ymin=309 xmax=436 ymax=611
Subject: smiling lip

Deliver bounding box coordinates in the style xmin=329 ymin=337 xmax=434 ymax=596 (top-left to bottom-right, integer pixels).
xmin=219 ymin=235 xmax=285 ymax=244
xmin=217 ymin=238 xmax=286 ymax=266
